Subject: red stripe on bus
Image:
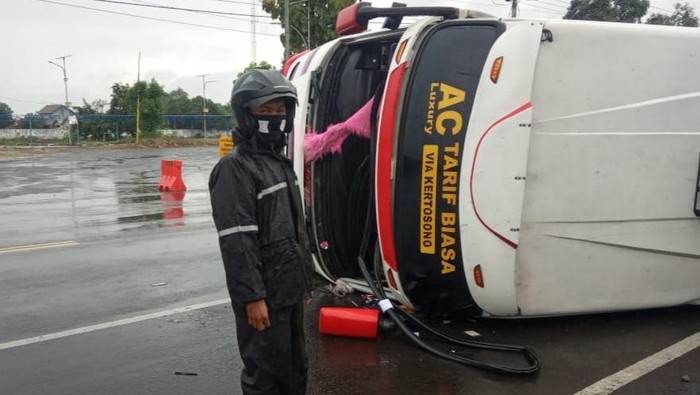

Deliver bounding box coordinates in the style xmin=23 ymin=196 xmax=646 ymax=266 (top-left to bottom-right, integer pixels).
xmin=469 ymin=102 xmax=532 ymax=249
xmin=376 ymin=63 xmax=407 ymax=272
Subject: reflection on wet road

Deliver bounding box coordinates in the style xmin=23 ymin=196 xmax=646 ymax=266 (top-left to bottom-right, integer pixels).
xmin=0 ymin=148 xmax=215 ymax=247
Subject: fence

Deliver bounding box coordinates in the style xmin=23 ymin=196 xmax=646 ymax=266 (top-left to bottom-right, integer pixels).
xmin=1 ymin=114 xmax=234 ymax=143
xmin=0 ymin=128 xmax=227 ymax=141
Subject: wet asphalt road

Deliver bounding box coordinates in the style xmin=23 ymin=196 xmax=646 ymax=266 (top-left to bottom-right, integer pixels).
xmin=0 ymin=146 xmax=697 ymax=395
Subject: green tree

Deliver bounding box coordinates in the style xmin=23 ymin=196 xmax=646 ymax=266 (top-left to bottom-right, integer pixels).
xmin=261 ymin=0 xmax=354 ymax=56
xmin=73 ymin=99 xmax=115 ymax=140
xmin=0 ymin=102 xmax=12 ymax=128
xmin=163 ymin=88 xmax=199 ymax=115
xmin=74 ymin=99 xmax=108 ymax=115
xmin=107 ymin=79 xmax=166 ymax=136
xmin=564 ymin=0 xmax=649 ymax=22
xmin=108 ymin=83 xmax=131 ymax=115
xmin=75 ymin=99 xmax=96 ymax=115
xmin=130 ymin=80 xmax=166 ymax=135
xmin=161 ymin=88 xmax=232 ymax=131
xmin=107 ymin=81 xmax=234 ymax=134
xmin=192 ymin=96 xmax=233 ymax=131
xmin=646 ymin=2 xmax=699 ymax=26
xmin=237 ymin=60 xmax=275 ymax=79
xmin=191 ymin=96 xmax=229 ymax=116
xmin=0 ymin=102 xmax=12 ymax=115
xmin=16 ymin=115 xmax=46 ymax=130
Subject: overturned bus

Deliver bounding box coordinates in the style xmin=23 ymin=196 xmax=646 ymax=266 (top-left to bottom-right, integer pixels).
xmin=284 ymin=3 xmax=700 ymax=318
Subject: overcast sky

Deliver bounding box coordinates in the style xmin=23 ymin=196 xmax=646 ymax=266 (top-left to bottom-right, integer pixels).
xmin=2 ymin=0 xmax=697 ymax=115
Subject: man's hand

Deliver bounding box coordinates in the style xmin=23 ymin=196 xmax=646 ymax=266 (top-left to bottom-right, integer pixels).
xmin=246 ymin=299 xmax=271 ymax=331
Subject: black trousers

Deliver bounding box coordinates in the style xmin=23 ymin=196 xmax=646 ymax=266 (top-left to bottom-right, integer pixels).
xmin=234 ymin=302 xmax=308 ymax=395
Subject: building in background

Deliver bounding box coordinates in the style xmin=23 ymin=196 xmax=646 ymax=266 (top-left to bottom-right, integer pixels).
xmin=37 ymin=104 xmax=74 ymax=127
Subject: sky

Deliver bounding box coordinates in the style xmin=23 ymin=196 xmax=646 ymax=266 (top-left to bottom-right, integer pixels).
xmin=2 ymin=0 xmax=698 ymax=115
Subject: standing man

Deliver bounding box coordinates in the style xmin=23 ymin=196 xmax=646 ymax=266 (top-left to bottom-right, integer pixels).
xmin=209 ymin=69 xmax=313 ymax=395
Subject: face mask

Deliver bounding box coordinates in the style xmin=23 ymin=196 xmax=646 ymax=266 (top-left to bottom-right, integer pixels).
xmin=253 ymin=114 xmax=287 ymax=144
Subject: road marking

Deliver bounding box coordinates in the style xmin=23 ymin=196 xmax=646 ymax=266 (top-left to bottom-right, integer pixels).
xmin=575 ymin=331 xmax=700 ymax=395
xmin=0 ymin=240 xmax=79 ymax=254
xmin=0 ymin=298 xmax=230 ymax=352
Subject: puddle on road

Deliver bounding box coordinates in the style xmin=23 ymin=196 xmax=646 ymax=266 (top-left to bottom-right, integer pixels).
xmin=0 ymin=147 xmax=215 ymax=235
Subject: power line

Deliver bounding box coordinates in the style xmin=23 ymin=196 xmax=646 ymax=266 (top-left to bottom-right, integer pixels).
xmin=544 ymin=0 xmax=572 ymax=6
xmin=130 ymin=0 xmax=281 ymax=24
xmin=37 ymin=0 xmax=280 ymax=35
xmin=531 ymin=0 xmax=569 ymax=10
xmin=520 ymin=6 xmax=565 ymax=15
xmin=650 ymin=5 xmax=675 ymax=13
xmin=205 ymin=0 xmax=263 ymax=5
xmin=0 ymin=96 xmax=48 ymax=105
xmin=83 ymin=0 xmax=275 ymax=18
xmin=463 ymin=1 xmax=510 ymax=8
xmin=521 ymin=1 xmax=566 ymax=13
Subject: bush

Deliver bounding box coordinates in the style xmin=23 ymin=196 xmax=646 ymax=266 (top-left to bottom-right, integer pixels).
xmin=0 ymin=137 xmax=29 ymax=146
xmin=140 ymin=129 xmax=163 ymax=138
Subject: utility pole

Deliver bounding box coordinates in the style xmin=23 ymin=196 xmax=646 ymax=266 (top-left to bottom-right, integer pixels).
xmin=284 ymin=0 xmax=290 ymax=60
xmin=251 ymin=0 xmax=257 ymax=62
xmin=198 ymin=74 xmax=215 ymax=134
xmin=48 ymin=54 xmax=72 ymax=143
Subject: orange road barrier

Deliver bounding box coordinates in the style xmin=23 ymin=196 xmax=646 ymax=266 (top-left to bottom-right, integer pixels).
xmin=157 ymin=160 xmax=187 ymax=192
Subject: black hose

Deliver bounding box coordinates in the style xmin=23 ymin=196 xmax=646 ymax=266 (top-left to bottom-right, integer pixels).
xmin=369 ymin=243 xmax=538 ymax=358
xmin=356 ymin=83 xmax=540 ymax=376
xmin=357 ymin=215 xmax=539 ymax=373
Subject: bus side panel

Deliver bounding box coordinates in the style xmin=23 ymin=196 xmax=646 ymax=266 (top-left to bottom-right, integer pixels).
xmin=458 ymin=23 xmax=544 ymax=316
xmin=517 ymin=22 xmax=700 ymax=316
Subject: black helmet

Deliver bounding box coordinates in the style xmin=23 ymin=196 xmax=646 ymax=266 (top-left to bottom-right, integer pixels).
xmin=231 ymin=69 xmax=297 ymax=136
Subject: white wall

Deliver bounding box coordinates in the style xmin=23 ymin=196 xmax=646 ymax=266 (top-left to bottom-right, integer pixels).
xmin=0 ymin=129 xmax=67 ymax=140
xmin=0 ymin=129 xmax=224 ymax=140
xmin=159 ymin=129 xmax=222 ymax=138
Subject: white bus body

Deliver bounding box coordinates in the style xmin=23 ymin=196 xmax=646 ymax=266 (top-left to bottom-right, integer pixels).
xmin=288 ymin=4 xmax=700 ymax=318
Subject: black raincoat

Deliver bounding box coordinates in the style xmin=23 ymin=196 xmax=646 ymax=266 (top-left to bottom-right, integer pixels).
xmin=209 ymin=132 xmax=313 ymax=310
